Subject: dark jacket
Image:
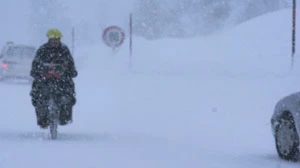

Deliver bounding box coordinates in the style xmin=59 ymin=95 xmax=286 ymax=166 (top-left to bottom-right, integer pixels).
xmin=30 ymin=42 xmax=77 ymax=79
xmin=30 ymin=42 xmax=77 ymax=107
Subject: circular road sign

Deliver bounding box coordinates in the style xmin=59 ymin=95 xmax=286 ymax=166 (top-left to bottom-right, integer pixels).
xmin=102 ymin=26 xmax=125 ymax=48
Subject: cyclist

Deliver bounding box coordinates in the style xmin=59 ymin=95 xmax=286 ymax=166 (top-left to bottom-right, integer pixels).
xmin=30 ymin=28 xmax=78 ymax=128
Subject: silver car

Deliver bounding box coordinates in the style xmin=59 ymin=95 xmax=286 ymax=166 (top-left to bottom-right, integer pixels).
xmin=271 ymin=92 xmax=300 ymax=161
xmin=0 ymin=42 xmax=36 ymax=81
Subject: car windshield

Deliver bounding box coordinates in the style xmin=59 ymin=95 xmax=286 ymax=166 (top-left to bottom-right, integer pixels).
xmin=6 ymin=46 xmax=35 ymax=59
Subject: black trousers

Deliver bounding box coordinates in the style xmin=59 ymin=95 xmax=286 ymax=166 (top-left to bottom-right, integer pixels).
xmin=30 ymin=78 xmax=76 ymax=125
xmin=30 ymin=78 xmax=76 ymax=107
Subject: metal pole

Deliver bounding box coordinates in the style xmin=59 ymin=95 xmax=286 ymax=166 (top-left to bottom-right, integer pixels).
xmin=72 ymin=27 xmax=75 ymax=56
xmin=291 ymin=0 xmax=296 ymax=69
xmin=129 ymin=13 xmax=133 ymax=69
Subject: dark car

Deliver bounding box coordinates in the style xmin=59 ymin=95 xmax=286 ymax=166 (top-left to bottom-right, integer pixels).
xmin=271 ymin=92 xmax=300 ymax=161
xmin=0 ymin=41 xmax=36 ymax=81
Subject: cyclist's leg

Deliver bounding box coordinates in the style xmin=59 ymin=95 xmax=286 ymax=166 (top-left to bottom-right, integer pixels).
xmin=31 ymin=84 xmax=47 ymax=128
xmin=35 ymin=94 xmax=49 ymax=128
xmin=58 ymin=79 xmax=75 ymax=125
xmin=59 ymin=104 xmax=72 ymax=125
xmin=35 ymin=105 xmax=49 ymax=128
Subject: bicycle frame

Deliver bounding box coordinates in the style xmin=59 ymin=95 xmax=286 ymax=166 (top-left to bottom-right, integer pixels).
xmin=41 ymin=62 xmax=67 ymax=139
xmin=48 ymin=93 xmax=59 ymax=139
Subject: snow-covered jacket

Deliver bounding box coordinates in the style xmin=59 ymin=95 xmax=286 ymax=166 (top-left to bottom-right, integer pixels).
xmin=30 ymin=42 xmax=77 ymax=79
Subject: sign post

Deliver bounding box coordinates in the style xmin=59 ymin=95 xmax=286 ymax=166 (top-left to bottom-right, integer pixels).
xmin=72 ymin=27 xmax=75 ymax=56
xmin=291 ymin=0 xmax=296 ymax=69
xmin=129 ymin=13 xmax=133 ymax=69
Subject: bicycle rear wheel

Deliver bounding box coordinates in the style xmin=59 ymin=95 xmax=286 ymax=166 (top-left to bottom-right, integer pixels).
xmin=50 ymin=122 xmax=58 ymax=139
xmin=48 ymin=96 xmax=59 ymax=140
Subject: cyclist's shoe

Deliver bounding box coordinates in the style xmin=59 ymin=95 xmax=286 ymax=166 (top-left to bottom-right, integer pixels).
xmin=59 ymin=119 xmax=72 ymax=125
xmin=36 ymin=107 xmax=49 ymax=128
xmin=59 ymin=114 xmax=72 ymax=125
xmin=59 ymin=105 xmax=72 ymax=125
xmin=38 ymin=118 xmax=49 ymax=129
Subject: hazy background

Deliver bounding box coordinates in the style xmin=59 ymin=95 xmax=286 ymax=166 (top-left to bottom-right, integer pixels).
xmin=133 ymin=0 xmax=291 ymax=39
xmin=0 ymin=0 xmax=292 ymax=47
xmin=0 ymin=1 xmax=299 ymax=168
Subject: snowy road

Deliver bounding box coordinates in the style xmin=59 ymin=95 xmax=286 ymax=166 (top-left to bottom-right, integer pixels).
xmin=0 ymin=73 xmax=299 ymax=168
xmin=0 ymin=3 xmax=300 ymax=167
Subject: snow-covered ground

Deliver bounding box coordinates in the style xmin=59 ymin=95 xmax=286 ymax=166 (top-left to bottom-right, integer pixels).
xmin=0 ymin=3 xmax=300 ymax=168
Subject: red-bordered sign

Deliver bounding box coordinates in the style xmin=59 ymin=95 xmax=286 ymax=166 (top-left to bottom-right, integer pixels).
xmin=102 ymin=26 xmax=125 ymax=48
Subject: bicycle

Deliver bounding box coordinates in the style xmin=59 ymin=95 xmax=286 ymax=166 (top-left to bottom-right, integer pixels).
xmin=42 ymin=62 xmax=66 ymax=139
xmin=47 ymin=81 xmax=60 ymax=139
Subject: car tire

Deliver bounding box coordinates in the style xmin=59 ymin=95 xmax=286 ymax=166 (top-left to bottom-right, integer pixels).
xmin=275 ymin=112 xmax=299 ymax=161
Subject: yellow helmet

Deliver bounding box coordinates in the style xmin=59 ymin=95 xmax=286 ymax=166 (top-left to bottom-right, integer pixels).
xmin=46 ymin=28 xmax=63 ymax=39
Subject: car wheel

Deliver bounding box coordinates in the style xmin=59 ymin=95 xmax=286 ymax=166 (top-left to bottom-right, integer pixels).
xmin=275 ymin=112 xmax=299 ymax=161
